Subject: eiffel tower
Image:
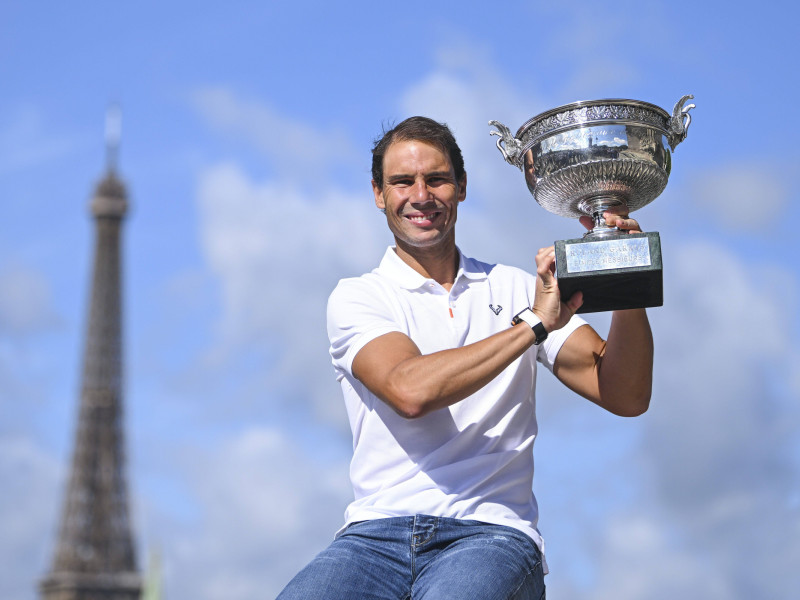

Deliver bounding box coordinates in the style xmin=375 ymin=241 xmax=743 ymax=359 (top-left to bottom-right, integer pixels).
xmin=40 ymin=108 xmax=142 ymax=600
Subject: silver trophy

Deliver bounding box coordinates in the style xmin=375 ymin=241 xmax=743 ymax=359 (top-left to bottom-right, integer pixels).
xmin=489 ymin=95 xmax=695 ymax=313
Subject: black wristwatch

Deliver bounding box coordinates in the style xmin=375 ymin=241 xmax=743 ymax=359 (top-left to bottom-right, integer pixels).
xmin=512 ymin=308 xmax=548 ymax=345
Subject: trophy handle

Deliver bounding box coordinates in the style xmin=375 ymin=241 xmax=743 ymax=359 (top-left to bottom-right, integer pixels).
xmin=488 ymin=120 xmax=523 ymax=169
xmin=667 ymin=94 xmax=696 ymax=151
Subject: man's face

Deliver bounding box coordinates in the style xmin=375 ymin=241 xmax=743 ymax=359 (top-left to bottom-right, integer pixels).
xmin=372 ymin=140 xmax=466 ymax=251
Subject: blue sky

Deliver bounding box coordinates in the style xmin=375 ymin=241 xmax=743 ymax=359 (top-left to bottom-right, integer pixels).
xmin=1 ymin=1 xmax=799 ymax=598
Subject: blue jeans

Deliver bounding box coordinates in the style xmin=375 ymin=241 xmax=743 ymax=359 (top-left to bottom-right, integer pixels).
xmin=277 ymin=515 xmax=545 ymax=600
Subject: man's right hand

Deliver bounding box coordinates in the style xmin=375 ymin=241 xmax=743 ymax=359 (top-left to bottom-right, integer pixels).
xmin=531 ymin=246 xmax=583 ymax=333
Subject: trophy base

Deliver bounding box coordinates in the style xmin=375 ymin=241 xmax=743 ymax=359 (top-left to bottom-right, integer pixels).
xmin=554 ymin=231 xmax=662 ymax=314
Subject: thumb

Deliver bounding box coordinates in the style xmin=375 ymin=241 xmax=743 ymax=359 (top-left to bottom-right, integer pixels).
xmin=564 ymin=290 xmax=584 ymax=313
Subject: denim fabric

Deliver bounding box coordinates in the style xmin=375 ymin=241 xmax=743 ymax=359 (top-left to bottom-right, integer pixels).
xmin=277 ymin=515 xmax=545 ymax=600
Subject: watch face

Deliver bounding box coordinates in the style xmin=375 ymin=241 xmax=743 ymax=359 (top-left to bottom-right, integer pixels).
xmin=533 ymin=322 xmax=548 ymax=344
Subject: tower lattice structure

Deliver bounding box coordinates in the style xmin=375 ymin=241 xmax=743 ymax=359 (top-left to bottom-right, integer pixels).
xmin=40 ymin=139 xmax=142 ymax=600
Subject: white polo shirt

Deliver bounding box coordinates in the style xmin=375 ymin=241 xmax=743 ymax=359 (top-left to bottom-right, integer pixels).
xmin=327 ymin=246 xmax=586 ymax=558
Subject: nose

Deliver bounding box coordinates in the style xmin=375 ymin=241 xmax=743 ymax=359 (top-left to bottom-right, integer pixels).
xmin=412 ymin=178 xmax=431 ymax=202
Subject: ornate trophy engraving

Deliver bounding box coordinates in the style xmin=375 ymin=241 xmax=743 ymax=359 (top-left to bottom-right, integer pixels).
xmin=490 ymin=95 xmax=695 ymax=313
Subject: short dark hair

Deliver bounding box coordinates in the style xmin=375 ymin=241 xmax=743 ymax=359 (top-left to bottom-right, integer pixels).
xmin=371 ymin=116 xmax=465 ymax=189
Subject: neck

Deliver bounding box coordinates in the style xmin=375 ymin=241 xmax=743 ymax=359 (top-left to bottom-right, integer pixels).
xmin=394 ymin=235 xmax=459 ymax=290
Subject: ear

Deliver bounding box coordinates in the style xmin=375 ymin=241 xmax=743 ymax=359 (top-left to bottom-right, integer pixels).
xmin=457 ymin=172 xmax=467 ymax=202
xmin=372 ymin=179 xmax=385 ymax=210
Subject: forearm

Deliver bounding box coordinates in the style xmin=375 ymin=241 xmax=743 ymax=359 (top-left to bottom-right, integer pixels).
xmin=597 ymin=308 xmax=653 ymax=416
xmin=354 ymin=323 xmax=537 ymax=419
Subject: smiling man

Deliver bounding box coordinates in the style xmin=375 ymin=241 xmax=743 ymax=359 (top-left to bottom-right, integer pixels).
xmin=278 ymin=116 xmax=654 ymax=599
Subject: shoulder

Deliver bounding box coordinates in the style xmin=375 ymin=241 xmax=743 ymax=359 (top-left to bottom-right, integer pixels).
xmin=328 ymin=271 xmax=390 ymax=309
xmin=327 ymin=271 xmax=407 ymax=372
xmin=326 ymin=270 xmax=403 ymax=331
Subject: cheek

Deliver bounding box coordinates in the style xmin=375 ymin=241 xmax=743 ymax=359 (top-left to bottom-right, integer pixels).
xmin=386 ymin=192 xmax=408 ymax=211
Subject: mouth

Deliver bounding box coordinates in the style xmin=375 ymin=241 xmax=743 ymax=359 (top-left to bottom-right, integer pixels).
xmin=403 ymin=210 xmax=442 ymax=226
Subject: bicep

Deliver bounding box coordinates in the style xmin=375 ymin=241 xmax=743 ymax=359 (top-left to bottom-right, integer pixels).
xmin=552 ymin=324 xmax=606 ymax=404
xmin=352 ymin=331 xmax=422 ymax=403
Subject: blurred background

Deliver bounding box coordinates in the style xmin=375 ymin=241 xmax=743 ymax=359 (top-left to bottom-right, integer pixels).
xmin=1 ymin=1 xmax=798 ymax=598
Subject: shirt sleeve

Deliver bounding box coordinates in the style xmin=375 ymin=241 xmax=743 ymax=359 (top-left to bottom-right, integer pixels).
xmin=513 ymin=265 xmax=588 ymax=373
xmin=327 ymin=277 xmax=403 ymax=378
xmin=536 ymin=314 xmax=588 ymax=372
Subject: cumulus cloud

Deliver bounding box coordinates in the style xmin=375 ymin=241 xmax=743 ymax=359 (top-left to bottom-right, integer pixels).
xmin=195 ymin=160 xmax=388 ymax=425
xmin=0 ymin=436 xmax=62 ymax=600
xmin=0 ymin=263 xmax=62 ymax=425
xmin=0 ymin=106 xmax=84 ymax=174
xmin=146 ymin=427 xmax=351 ymax=600
xmin=197 ymin=163 xmax=384 ymax=340
xmin=537 ymin=236 xmax=800 ymax=599
xmin=691 ymin=163 xmax=788 ymax=230
xmin=0 ymin=264 xmax=59 ymax=336
xmin=639 ymin=241 xmax=800 ymax=596
xmin=191 ymin=88 xmax=359 ymax=185
xmin=520 ymin=1 xmax=672 ymax=100
xmin=585 ymin=511 xmax=734 ymax=600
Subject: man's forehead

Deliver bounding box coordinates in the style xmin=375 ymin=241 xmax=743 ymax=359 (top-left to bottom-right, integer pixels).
xmin=383 ymin=139 xmax=453 ymax=171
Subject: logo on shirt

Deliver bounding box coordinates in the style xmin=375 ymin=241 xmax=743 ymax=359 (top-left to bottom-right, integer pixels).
xmin=489 ymin=304 xmax=503 ymax=315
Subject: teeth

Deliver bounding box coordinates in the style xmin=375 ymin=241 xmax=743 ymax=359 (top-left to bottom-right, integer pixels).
xmin=407 ymin=213 xmax=439 ymax=221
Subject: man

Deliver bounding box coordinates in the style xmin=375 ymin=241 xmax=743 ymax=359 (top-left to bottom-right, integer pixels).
xmin=278 ymin=117 xmax=653 ymax=599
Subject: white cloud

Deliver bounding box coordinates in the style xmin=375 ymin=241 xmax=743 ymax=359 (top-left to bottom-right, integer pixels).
xmin=638 ymin=241 xmax=800 ymax=595
xmin=191 ymin=88 xmax=359 ymax=184
xmin=0 ymin=107 xmax=83 ymax=174
xmin=542 ymin=238 xmax=800 ymax=599
xmin=691 ymin=163 xmax=788 ymax=230
xmin=0 ymin=436 xmax=62 ymax=600
xmin=522 ymin=1 xmax=668 ymax=99
xmin=0 ymin=263 xmax=62 ymax=422
xmin=195 ymin=160 xmax=388 ymax=425
xmin=0 ymin=264 xmax=59 ymax=336
xmin=587 ymin=511 xmax=734 ymax=600
xmin=146 ymin=427 xmax=351 ymax=600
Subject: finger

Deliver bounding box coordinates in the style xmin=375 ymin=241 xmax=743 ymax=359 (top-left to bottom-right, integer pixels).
xmin=579 ymin=215 xmax=593 ymax=231
xmin=618 ymin=218 xmax=641 ymax=233
xmin=535 ymin=247 xmax=556 ymax=285
xmin=536 ymin=246 xmax=556 ymax=271
xmin=602 ymin=212 xmax=640 ymax=232
xmin=564 ymin=290 xmax=584 ymax=313
xmin=535 ymin=246 xmax=555 ymax=269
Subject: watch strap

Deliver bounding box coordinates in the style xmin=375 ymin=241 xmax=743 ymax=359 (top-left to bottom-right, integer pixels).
xmin=511 ymin=308 xmax=548 ymax=345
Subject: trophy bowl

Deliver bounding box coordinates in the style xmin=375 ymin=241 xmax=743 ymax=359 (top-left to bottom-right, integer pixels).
xmin=489 ymin=96 xmax=695 ymax=312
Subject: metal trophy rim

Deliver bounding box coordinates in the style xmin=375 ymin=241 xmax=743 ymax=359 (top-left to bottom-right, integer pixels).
xmin=514 ymin=98 xmax=672 ymax=152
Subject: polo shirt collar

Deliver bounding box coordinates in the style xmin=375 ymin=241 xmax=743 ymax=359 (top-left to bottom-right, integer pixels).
xmin=377 ymin=246 xmax=489 ymax=290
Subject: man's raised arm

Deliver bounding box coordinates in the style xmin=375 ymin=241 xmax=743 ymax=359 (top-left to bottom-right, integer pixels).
xmin=551 ymin=213 xmax=655 ymax=416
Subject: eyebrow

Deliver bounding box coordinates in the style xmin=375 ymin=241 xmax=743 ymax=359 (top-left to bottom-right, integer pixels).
xmin=386 ymin=171 xmax=454 ymax=183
